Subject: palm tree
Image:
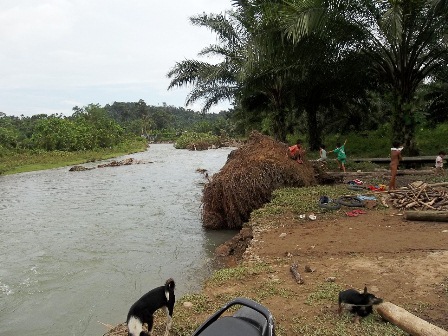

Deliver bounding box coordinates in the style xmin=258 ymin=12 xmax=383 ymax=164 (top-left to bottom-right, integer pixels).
xmin=367 ymin=0 xmax=448 ymax=154
xmin=167 ymin=8 xmax=247 ymax=112
xmin=168 ymin=1 xmax=301 ymax=141
xmin=279 ymin=0 xmax=448 ymax=154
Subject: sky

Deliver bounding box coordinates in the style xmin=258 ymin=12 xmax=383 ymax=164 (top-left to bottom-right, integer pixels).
xmin=0 ymin=0 xmax=233 ymax=117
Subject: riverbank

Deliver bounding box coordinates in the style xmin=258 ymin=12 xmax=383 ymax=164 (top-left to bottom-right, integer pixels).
xmin=104 ymin=172 xmax=448 ymax=336
xmin=0 ymin=138 xmax=147 ymax=175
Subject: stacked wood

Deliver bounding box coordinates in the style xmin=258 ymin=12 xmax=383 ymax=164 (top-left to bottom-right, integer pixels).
xmin=387 ymin=182 xmax=448 ymax=211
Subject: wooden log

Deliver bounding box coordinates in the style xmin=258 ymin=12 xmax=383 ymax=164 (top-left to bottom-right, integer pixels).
xmin=327 ymin=169 xmax=434 ymax=178
xmin=377 ymin=302 xmax=448 ymax=336
xmin=352 ymin=156 xmax=436 ymax=163
xmin=428 ymin=182 xmax=448 ymax=187
xmin=404 ymin=211 xmax=448 ymax=222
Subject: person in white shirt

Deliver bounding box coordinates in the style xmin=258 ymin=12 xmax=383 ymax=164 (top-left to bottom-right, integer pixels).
xmin=435 ymin=151 xmax=446 ymax=175
xmin=317 ymin=144 xmax=327 ymax=162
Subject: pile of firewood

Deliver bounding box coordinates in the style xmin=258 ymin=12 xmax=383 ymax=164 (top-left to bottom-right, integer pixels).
xmin=388 ymin=181 xmax=448 ymax=211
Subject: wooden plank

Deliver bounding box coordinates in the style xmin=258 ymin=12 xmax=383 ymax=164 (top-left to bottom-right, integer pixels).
xmin=326 ymin=169 xmax=434 ymax=177
xmin=352 ymin=156 xmax=436 ymax=163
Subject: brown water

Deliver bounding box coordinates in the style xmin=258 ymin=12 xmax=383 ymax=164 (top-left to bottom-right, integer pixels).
xmin=0 ymin=144 xmax=236 ymax=336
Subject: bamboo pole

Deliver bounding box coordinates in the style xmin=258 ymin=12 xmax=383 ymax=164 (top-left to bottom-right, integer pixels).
xmin=377 ymin=302 xmax=448 ymax=336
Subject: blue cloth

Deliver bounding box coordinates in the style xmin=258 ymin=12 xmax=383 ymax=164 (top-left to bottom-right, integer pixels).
xmin=356 ymin=194 xmax=377 ymax=201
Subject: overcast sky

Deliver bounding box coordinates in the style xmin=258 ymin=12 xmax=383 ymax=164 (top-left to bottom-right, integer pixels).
xmin=0 ymin=0 xmax=233 ymax=117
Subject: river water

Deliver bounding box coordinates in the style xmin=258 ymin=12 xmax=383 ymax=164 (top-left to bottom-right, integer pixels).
xmin=0 ymin=144 xmax=236 ymax=336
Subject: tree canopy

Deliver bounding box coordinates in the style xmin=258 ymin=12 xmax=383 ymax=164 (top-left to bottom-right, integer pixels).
xmin=168 ymin=0 xmax=448 ymax=152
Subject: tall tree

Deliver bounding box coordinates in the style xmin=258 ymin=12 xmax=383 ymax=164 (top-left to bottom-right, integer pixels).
xmin=361 ymin=0 xmax=448 ymax=154
xmin=167 ymin=7 xmax=245 ymax=112
xmin=280 ymin=0 xmax=448 ymax=154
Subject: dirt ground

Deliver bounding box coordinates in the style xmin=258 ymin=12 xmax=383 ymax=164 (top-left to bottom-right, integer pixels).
xmin=105 ymin=190 xmax=448 ymax=336
xmin=240 ymin=207 xmax=448 ymax=327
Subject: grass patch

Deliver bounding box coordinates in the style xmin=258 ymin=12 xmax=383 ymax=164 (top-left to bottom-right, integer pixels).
xmin=207 ymin=263 xmax=272 ymax=285
xmin=0 ymin=138 xmax=147 ymax=175
xmin=306 ymin=282 xmax=343 ymax=306
xmin=290 ymin=312 xmax=406 ymax=336
xmin=256 ymin=280 xmax=296 ymax=301
xmin=251 ymin=184 xmax=365 ymax=221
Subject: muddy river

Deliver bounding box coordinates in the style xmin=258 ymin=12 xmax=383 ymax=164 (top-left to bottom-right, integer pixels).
xmin=0 ymin=144 xmax=236 ymax=335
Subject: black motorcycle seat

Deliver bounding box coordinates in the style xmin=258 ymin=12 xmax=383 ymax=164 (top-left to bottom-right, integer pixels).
xmin=196 ymin=316 xmax=262 ymax=336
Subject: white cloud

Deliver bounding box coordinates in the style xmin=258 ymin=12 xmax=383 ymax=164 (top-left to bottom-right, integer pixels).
xmin=0 ymin=0 xmax=233 ymax=116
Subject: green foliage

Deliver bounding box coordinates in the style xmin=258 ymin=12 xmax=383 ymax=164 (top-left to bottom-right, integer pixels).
xmin=174 ymin=132 xmax=221 ymax=150
xmin=103 ymin=101 xmax=238 ymax=138
xmin=0 ymin=137 xmax=146 ymax=175
xmin=325 ymin=126 xmax=391 ymax=158
xmin=167 ymin=0 xmax=448 ymax=151
xmin=416 ymin=123 xmax=448 ymax=155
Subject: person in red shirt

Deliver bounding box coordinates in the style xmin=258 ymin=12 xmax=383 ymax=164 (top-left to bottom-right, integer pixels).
xmin=288 ymin=139 xmax=306 ymax=163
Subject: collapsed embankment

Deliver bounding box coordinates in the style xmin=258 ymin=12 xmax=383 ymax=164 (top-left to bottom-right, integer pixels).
xmin=201 ymin=131 xmax=319 ymax=230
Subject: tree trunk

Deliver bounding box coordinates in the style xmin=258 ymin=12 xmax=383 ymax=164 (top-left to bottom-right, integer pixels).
xmin=404 ymin=211 xmax=448 ymax=222
xmin=305 ymin=104 xmax=321 ymax=151
xmin=377 ymin=302 xmax=448 ymax=336
xmin=272 ymin=110 xmax=287 ymax=142
xmin=392 ymin=93 xmax=419 ymax=156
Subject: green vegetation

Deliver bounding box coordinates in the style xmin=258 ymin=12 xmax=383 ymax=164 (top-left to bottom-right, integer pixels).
xmin=0 ymin=100 xmax=236 ymax=175
xmin=174 ymin=131 xmax=221 ymax=150
xmin=168 ymin=0 xmax=448 ymax=155
xmin=250 ymin=185 xmax=359 ymax=221
xmin=208 ymin=263 xmax=273 ymax=285
xmin=291 ymin=313 xmax=406 ymax=336
xmin=306 ymin=282 xmax=343 ymax=305
xmin=3 ymin=2 xmax=448 ymax=174
xmin=0 ymin=138 xmax=147 ymax=175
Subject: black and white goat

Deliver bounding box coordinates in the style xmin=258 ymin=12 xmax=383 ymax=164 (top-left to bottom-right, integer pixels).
xmin=126 ymin=278 xmax=175 ymax=336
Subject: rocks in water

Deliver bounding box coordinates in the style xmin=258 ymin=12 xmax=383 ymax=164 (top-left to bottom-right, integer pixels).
xmin=69 ymin=158 xmax=143 ymax=171
xmin=69 ymin=165 xmax=94 ymax=172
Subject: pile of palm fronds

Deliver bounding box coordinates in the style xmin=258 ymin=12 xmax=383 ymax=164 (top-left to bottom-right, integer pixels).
xmin=201 ymin=131 xmax=317 ymax=229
